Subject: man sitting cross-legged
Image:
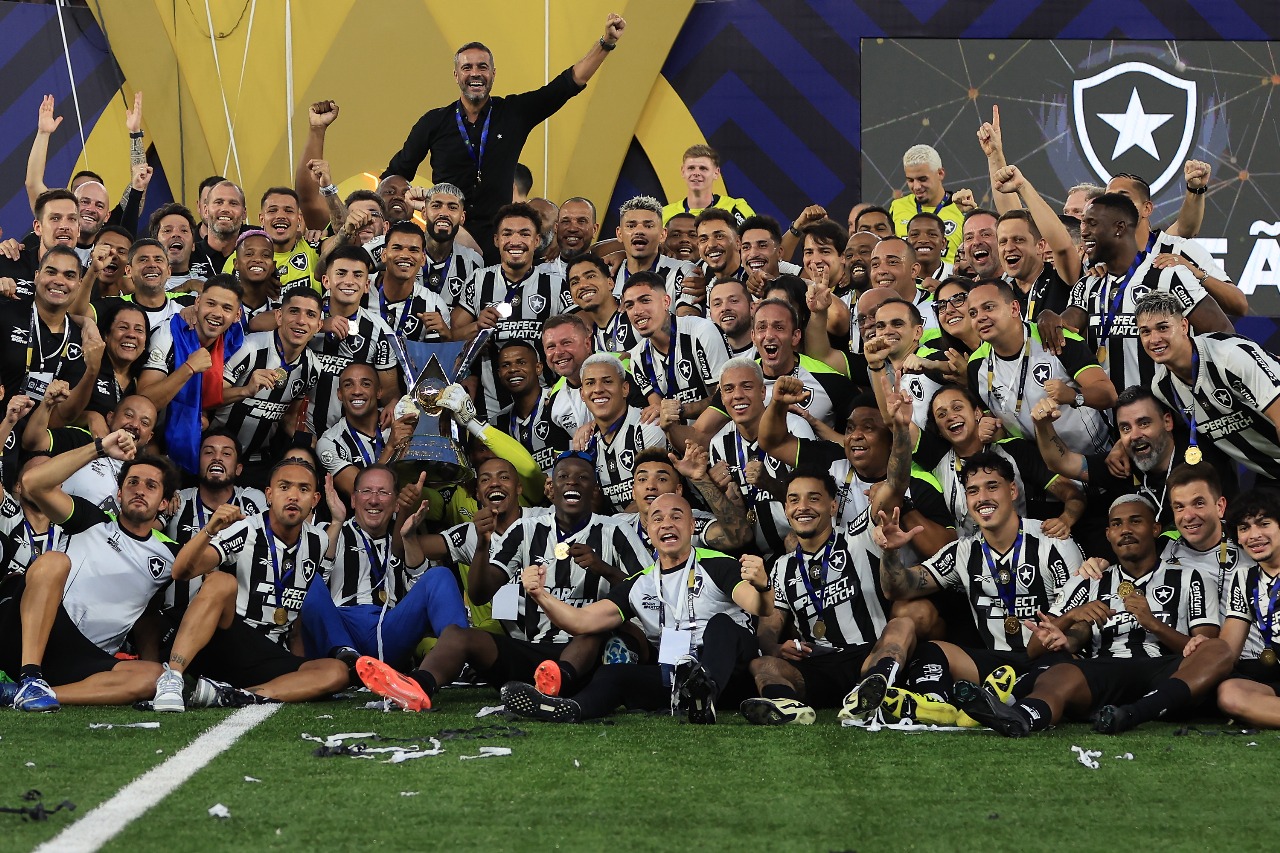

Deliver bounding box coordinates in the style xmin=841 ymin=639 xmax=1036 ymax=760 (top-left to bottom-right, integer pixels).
xmin=0 ymin=429 xmax=177 ymax=711
xmin=501 ymin=492 xmax=773 ymax=724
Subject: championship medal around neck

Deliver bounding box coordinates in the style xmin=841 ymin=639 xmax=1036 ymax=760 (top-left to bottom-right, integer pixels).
xmin=813 ymin=619 xmax=827 ymax=640
xmin=1185 ymin=446 xmax=1203 ymax=464
xmin=1117 ymin=581 xmax=1136 ymax=598
xmin=554 ymin=542 xmax=571 ymax=560
xmin=274 ymin=607 xmax=289 ymax=626
xmin=1004 ymin=615 xmax=1021 ymax=636
xmin=1262 ymin=648 xmax=1278 ymax=667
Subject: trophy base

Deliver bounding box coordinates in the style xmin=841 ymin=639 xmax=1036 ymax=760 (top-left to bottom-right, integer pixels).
xmin=393 ymin=434 xmax=474 ymax=488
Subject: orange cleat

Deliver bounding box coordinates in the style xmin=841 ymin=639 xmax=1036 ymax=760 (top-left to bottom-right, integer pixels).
xmin=533 ymin=660 xmax=562 ymax=697
xmin=355 ymin=656 xmax=431 ymax=711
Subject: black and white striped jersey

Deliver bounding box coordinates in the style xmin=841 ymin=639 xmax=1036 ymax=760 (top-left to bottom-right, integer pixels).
xmin=487 ymin=512 xmax=650 ymax=643
xmin=1151 ymin=333 xmax=1280 ymax=482
xmin=709 ymin=417 xmax=812 ymax=560
xmin=547 ymin=377 xmax=589 ymax=435
xmin=1053 ymin=560 xmax=1217 ymax=659
xmin=0 ymin=494 xmax=66 ymax=578
xmin=59 ymin=496 xmax=180 ymax=654
xmin=458 ymin=264 xmax=571 ymax=419
xmin=626 ymin=315 xmax=730 ymax=408
xmin=771 ymin=516 xmax=891 ymax=651
xmin=316 ymin=418 xmax=393 ymax=480
xmin=1068 ymin=255 xmax=1210 ymax=394
xmin=362 ymin=237 xmax=482 ymax=303
xmin=1161 ymin=533 xmax=1253 ymax=621
xmin=210 ymin=331 xmax=322 ymax=463
xmin=366 ymin=278 xmax=453 ymax=342
xmin=439 ymin=507 xmax=555 ymax=568
xmin=495 ymin=388 xmax=572 ymax=473
xmin=306 ymin=307 xmax=400 ymax=433
xmin=923 ymin=519 xmax=1084 ymax=652
xmin=163 ymin=486 xmax=268 ymax=612
xmin=1225 ymin=563 xmax=1280 ymax=662
xmin=1151 ymin=229 xmax=1232 ymax=283
xmin=613 ymin=255 xmax=695 ymax=303
xmin=605 ymin=549 xmax=751 ymax=649
xmin=575 ymin=306 xmax=641 ymax=356
xmin=588 ymin=407 xmax=668 ymax=512
xmin=209 ymin=513 xmax=329 ymax=645
xmin=969 ymin=323 xmax=1110 ymax=454
xmin=325 ymin=519 xmax=422 ymax=608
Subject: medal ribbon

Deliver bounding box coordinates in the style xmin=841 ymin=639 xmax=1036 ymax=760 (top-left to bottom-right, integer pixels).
xmin=454 ymin=103 xmax=491 ymax=183
xmin=273 ymin=332 xmax=303 ymax=378
xmin=427 ymin=254 xmax=454 ymax=295
xmin=507 ymin=392 xmax=543 ymax=449
xmin=641 ymin=314 xmax=679 ymax=398
xmin=22 ymin=519 xmax=54 ymax=555
xmin=918 ymin=191 xmax=951 ymax=216
xmin=354 ymin=525 xmax=389 ymax=599
xmin=377 ymin=283 xmax=415 ymax=337
xmin=347 ymin=423 xmax=385 ymax=467
xmin=1166 ymin=344 xmax=1200 ymax=456
xmin=264 ymin=518 xmax=297 ymax=610
xmin=981 ymin=526 xmax=1024 ymax=618
xmin=1252 ymin=570 xmax=1280 ymax=645
xmin=1096 ymin=232 xmax=1157 ymax=357
xmin=795 ymin=537 xmax=836 ymax=624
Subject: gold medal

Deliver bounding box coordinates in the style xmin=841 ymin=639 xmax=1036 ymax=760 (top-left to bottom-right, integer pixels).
xmin=554 ymin=542 xmax=571 ymax=560
xmin=272 ymin=367 xmax=288 ymax=388
xmin=997 ymin=568 xmax=1012 ymax=586
xmin=375 ymin=588 xmax=387 ymax=604
xmin=746 ymin=508 xmax=758 ymax=526
xmin=813 ymin=619 xmax=827 ymax=640
xmin=1096 ymin=345 xmax=1107 ymax=364
xmin=1117 ymin=581 xmax=1136 ymax=598
xmin=1185 ymin=446 xmax=1203 ymax=465
xmin=273 ymin=606 xmax=289 ymax=626
xmin=1004 ymin=615 xmax=1021 ymax=636
xmin=1261 ymin=648 xmax=1278 ymax=667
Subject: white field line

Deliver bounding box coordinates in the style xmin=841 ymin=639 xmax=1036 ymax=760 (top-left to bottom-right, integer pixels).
xmin=33 ymin=703 xmax=280 ymax=853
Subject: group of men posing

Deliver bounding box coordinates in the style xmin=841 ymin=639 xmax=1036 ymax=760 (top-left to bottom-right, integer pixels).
xmin=4 ymin=22 xmax=1280 ymax=737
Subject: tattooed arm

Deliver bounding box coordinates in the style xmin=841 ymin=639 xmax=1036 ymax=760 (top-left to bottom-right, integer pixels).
xmin=1030 ymin=397 xmax=1090 ymax=481
xmin=874 ymin=507 xmax=943 ymax=600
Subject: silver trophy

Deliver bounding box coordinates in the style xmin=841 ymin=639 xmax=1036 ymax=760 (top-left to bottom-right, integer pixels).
xmin=453 ymin=301 xmax=512 ymax=381
xmin=387 ymin=336 xmax=472 ymax=487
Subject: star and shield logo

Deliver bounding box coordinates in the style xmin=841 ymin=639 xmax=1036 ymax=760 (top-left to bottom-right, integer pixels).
xmin=1073 ymin=61 xmax=1196 ymax=195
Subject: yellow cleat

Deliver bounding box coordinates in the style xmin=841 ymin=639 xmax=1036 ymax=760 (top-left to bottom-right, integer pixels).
xmin=882 ymin=687 xmax=959 ymax=726
xmin=984 ymin=665 xmax=1017 ymax=706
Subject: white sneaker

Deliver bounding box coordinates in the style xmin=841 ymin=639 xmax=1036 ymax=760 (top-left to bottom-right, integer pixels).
xmin=153 ymin=665 xmax=186 ymax=713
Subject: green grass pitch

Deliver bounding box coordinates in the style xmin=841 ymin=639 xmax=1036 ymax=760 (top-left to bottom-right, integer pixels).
xmin=0 ymin=688 xmax=1270 ymax=852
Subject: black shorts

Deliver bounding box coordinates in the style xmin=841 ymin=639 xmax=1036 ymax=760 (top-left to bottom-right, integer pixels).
xmin=962 ymin=646 xmax=1074 ymax=695
xmin=1227 ymin=658 xmax=1280 ymax=695
xmin=479 ymin=634 xmax=569 ymax=688
xmin=1065 ymin=654 xmax=1181 ymax=709
xmin=0 ymin=575 xmax=118 ymax=686
xmin=190 ymin=618 xmax=304 ymax=688
xmin=791 ymin=645 xmax=874 ymax=709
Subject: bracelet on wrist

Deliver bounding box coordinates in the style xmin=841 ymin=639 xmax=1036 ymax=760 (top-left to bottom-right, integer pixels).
xmin=788 ymin=225 xmax=802 ymax=237
xmin=94 ymin=437 xmax=106 ymax=458
xmin=1187 ymin=184 xmax=1207 ymax=195
xmin=599 ymin=37 xmax=616 ymax=51
xmin=319 ymin=184 xmax=339 ymax=197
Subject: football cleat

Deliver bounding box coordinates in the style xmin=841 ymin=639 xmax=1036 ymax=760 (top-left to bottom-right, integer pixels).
xmin=953 ymin=680 xmax=1030 ymax=738
xmin=881 ymin=686 xmax=958 ymax=726
xmin=602 ymin=636 xmax=637 ymax=665
xmin=1093 ymin=704 xmax=1136 ymax=735
xmin=957 ymin=664 xmax=1021 ymax=727
xmin=739 ymin=697 xmax=815 ymax=725
xmin=837 ymin=673 xmax=889 ymax=721
xmin=14 ymin=677 xmax=60 ymax=713
xmin=501 ymin=681 xmax=582 ymax=723
xmin=533 ymin=660 xmax=562 ymax=698
xmin=355 ymin=656 xmax=430 ymax=711
xmin=674 ymin=657 xmax=717 ymax=724
xmin=189 ymin=676 xmax=271 ymax=709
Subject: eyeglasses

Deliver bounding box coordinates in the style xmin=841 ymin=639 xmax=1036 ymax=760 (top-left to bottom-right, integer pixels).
xmin=354 ymin=488 xmax=394 ymax=499
xmin=933 ymin=292 xmax=968 ymax=312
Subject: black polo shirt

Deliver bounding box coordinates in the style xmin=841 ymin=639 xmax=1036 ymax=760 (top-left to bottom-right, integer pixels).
xmin=0 ymin=297 xmax=87 ymax=413
xmin=381 ymin=67 xmax=584 ymax=254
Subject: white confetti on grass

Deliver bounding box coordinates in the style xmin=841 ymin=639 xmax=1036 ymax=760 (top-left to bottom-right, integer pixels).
xmin=475 ymin=705 xmax=506 ymax=718
xmin=244 ymin=776 xmax=261 ymax=783
xmin=459 ymin=747 xmax=511 ymax=761
xmin=1072 ymin=745 xmax=1102 ymax=769
xmin=301 ymin=732 xmax=445 ymax=763
xmin=90 ymin=722 xmax=160 ymax=730
xmin=208 ymin=803 xmax=230 ymax=819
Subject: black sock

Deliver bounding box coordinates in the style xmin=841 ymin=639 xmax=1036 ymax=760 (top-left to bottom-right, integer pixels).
xmin=19 ymin=665 xmax=41 ymax=682
xmin=762 ymin=683 xmax=801 ymax=701
xmin=1124 ymin=678 xmax=1192 ymax=725
xmin=867 ymin=657 xmax=901 ymax=686
xmin=409 ymin=670 xmax=438 ymax=699
xmin=1017 ymin=698 xmax=1053 ymax=732
xmin=907 ymin=643 xmax=954 ymax=701
xmin=557 ymin=661 xmax=579 ymax=692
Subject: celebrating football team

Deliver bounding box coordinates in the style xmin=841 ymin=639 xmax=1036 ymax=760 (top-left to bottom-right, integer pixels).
xmin=5 ymin=13 xmax=1280 ymax=737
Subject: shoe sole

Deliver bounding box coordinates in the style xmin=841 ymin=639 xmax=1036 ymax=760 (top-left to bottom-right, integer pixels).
xmin=849 ymin=675 xmax=888 ymax=716
xmin=533 ymin=660 xmax=561 ymax=697
xmin=953 ymin=681 xmax=1028 ymax=738
xmin=1093 ymin=705 xmax=1130 ymax=735
xmin=500 ymin=682 xmax=580 ymax=722
xmin=984 ymin=665 xmax=1017 ymax=705
xmin=16 ymin=702 xmax=59 ymax=713
xmin=355 ymin=657 xmax=430 ymax=711
xmin=153 ymin=695 xmax=185 ymax=713
xmin=739 ymin=699 xmax=813 ymax=726
xmin=680 ymin=667 xmax=717 ymax=725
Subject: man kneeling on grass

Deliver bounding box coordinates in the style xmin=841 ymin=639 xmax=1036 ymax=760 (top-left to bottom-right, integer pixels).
xmin=956 ymin=494 xmax=1235 ymax=736
xmin=150 ymin=459 xmax=349 ymax=711
xmin=501 ymin=493 xmax=773 ymax=724
xmin=1 ymin=430 xmax=177 ymax=712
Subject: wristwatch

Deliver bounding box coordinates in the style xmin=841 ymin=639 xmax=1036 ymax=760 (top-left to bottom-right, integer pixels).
xmin=1073 ymin=392 xmax=1085 ymax=408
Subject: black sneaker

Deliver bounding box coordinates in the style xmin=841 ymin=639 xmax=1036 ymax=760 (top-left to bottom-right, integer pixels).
xmin=953 ymin=680 xmax=1030 ymax=738
xmin=1093 ymin=704 xmax=1135 ymax=735
xmin=500 ymin=681 xmax=582 ymax=723
xmin=674 ymin=657 xmax=717 ymax=725
xmin=189 ymin=676 xmax=274 ymax=708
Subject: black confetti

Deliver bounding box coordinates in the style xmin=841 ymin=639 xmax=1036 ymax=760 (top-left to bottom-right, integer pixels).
xmin=0 ymin=790 xmax=76 ymax=822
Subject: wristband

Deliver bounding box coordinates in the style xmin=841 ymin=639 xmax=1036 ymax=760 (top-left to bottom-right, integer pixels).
xmin=129 ymin=131 xmax=144 ymax=139
xmin=464 ymin=418 xmax=489 ymax=439
xmin=319 ymin=184 xmax=339 ymax=197
xmin=599 ymin=37 xmax=616 ymax=51
xmin=94 ymin=437 xmax=106 ymax=458
xmin=788 ymin=225 xmax=802 ymax=237
xmin=1187 ymin=184 xmax=1207 ymax=195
